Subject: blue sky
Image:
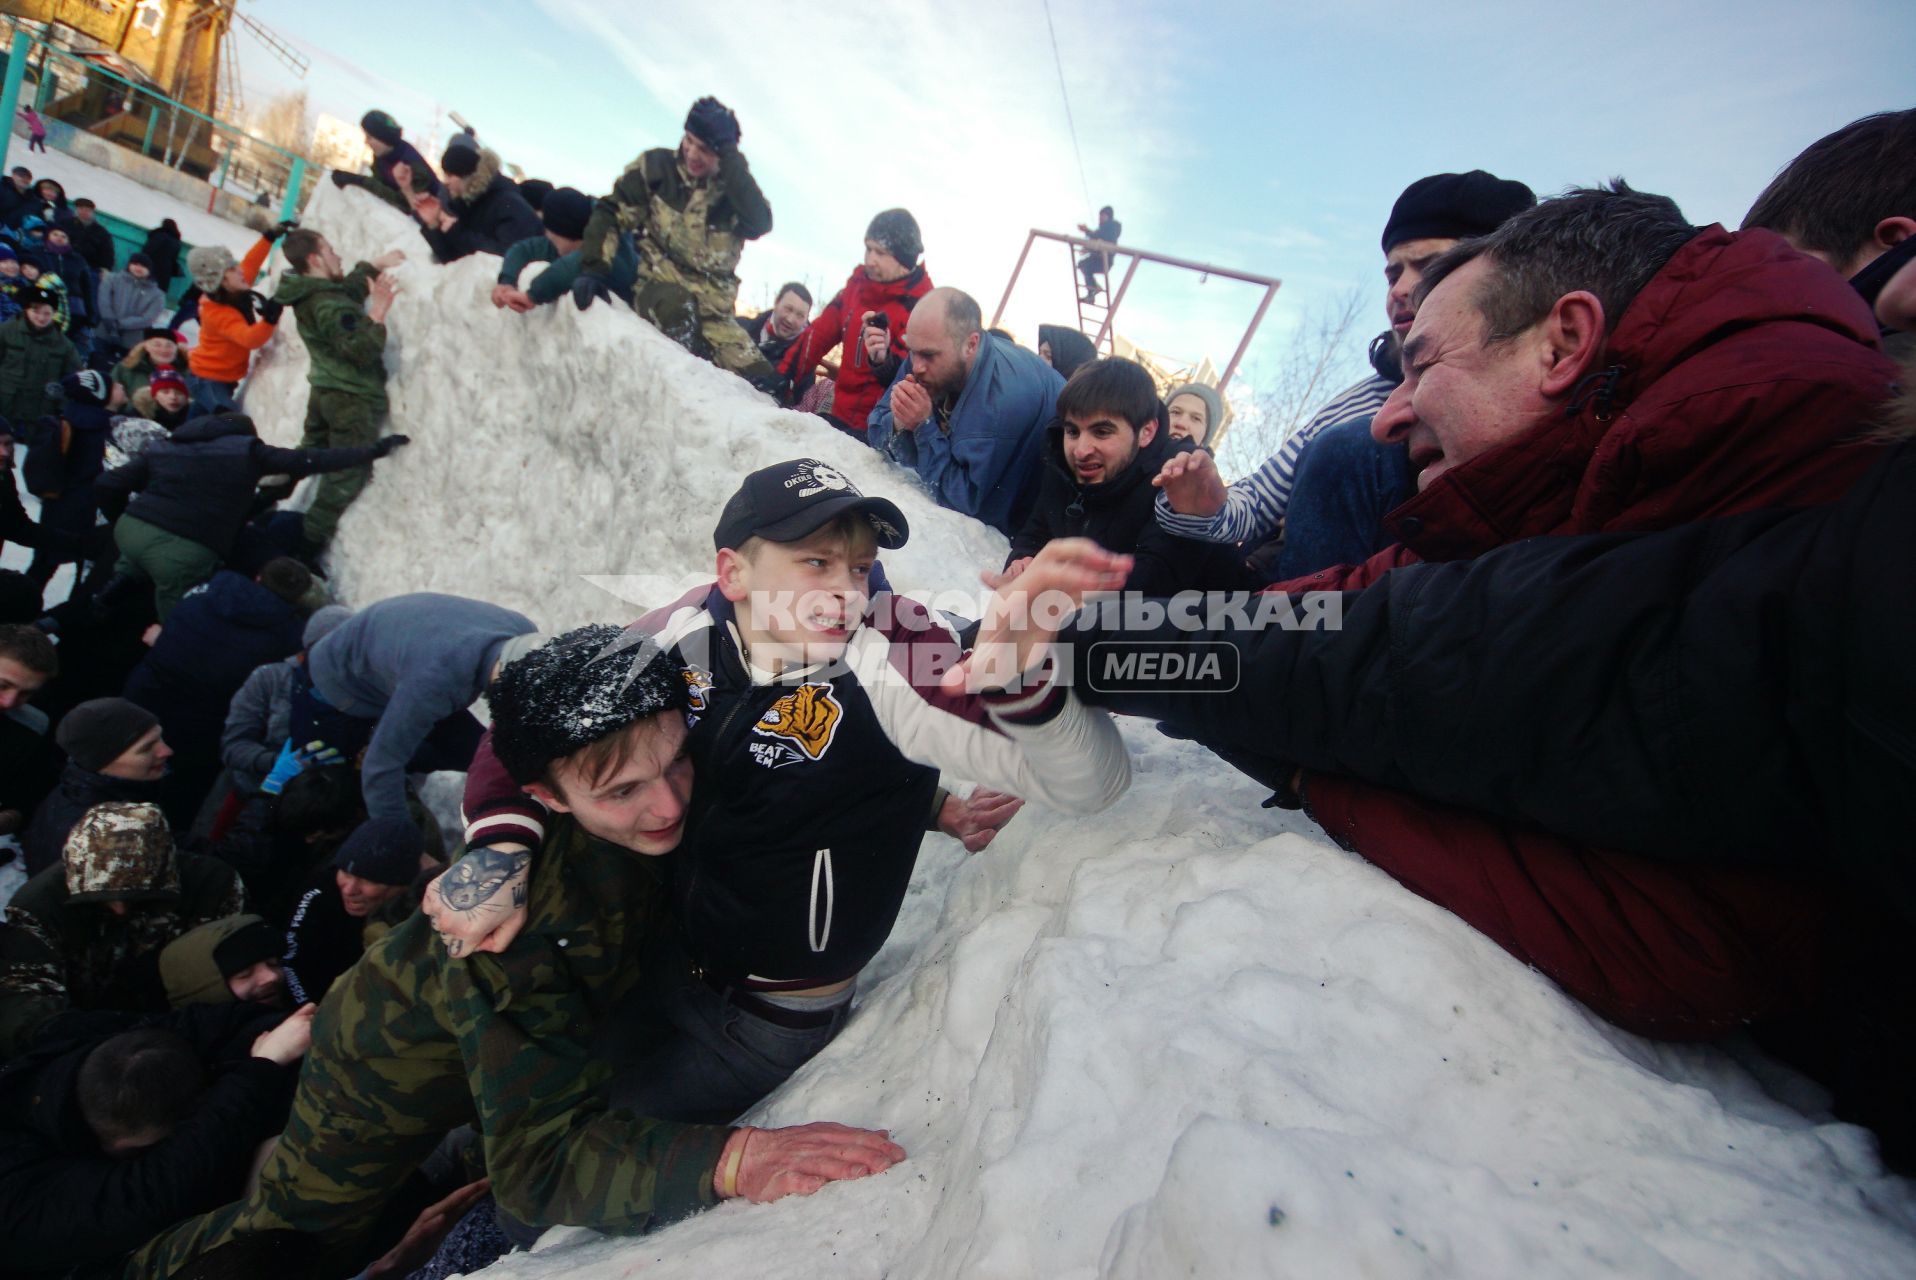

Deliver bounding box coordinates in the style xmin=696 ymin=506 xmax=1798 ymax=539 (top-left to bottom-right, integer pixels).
xmin=234 ymin=0 xmax=1909 ymax=459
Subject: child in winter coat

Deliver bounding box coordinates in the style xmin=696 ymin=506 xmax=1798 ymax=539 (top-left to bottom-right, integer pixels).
xmin=113 ymin=327 xmax=187 ymax=402
xmin=95 ymin=254 xmax=167 ymax=355
xmin=130 ymin=367 xmax=193 ymax=432
xmin=183 ymin=234 xmax=282 ymax=415
xmin=18 ymin=256 xmax=70 ymax=333
xmin=272 ymin=228 xmax=405 ymax=549
xmin=0 ymin=244 xmax=22 ymax=324
xmin=20 ymin=368 xmax=123 ymax=589
xmin=0 ymin=284 xmax=79 ymax=425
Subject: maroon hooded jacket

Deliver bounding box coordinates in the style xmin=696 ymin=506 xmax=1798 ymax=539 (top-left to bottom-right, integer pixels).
xmin=1272 ymin=226 xmax=1902 ymax=1037
xmin=779 ymin=263 xmax=932 ymax=432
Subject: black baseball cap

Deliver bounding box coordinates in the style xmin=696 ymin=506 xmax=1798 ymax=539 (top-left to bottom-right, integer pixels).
xmin=714 ymin=458 xmax=909 ymax=552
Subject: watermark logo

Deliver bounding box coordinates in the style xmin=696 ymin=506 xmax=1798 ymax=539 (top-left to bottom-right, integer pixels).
xmin=1084 ymin=641 xmax=1239 ymax=693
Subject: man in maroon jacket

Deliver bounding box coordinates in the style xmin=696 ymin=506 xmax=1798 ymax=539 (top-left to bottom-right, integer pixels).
xmin=1263 ymin=182 xmax=1900 ymax=1038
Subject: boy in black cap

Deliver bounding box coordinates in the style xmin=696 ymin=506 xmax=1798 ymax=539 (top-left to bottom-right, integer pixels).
xmin=280 ymin=815 xmax=434 ymax=1007
xmin=492 ymin=187 xmax=639 ymax=312
xmin=570 ymin=97 xmax=778 ymax=386
xmin=430 ymin=458 xmax=1131 ymax=1125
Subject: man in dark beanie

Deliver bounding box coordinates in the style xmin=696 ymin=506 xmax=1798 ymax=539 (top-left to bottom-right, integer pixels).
xmin=570 ymin=97 xmax=777 ymax=388
xmin=773 ymin=207 xmax=932 ymax=434
xmin=134 ymin=627 xmax=904 ymax=1278
xmin=407 ymin=137 xmax=541 ymax=265
xmin=1157 ymin=168 xmax=1535 ymax=579
xmin=95 ymin=248 xmax=167 ymax=355
xmin=279 ymin=816 xmax=431 ymax=1007
xmin=21 ymin=697 xmax=171 ymax=877
xmin=160 ymin=914 xmax=288 ymax=1007
xmin=330 ymin=109 xmax=441 ymax=215
xmin=494 ymin=186 xmax=639 ymax=312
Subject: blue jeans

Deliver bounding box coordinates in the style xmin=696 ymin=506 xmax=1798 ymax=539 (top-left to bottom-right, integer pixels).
xmin=1275 ymin=415 xmax=1415 ymax=581
xmin=185 ymin=371 xmax=239 ymax=416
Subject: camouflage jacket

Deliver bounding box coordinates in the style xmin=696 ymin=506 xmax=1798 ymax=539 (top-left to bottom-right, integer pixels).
xmin=281 ymin=817 xmax=728 ymax=1234
xmin=274 ymin=266 xmax=388 ymax=405
xmin=580 ymin=147 xmax=772 ymax=289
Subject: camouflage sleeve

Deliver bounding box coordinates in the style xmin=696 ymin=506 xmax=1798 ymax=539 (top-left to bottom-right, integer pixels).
xmin=580 ymin=159 xmax=656 ymax=277
xmin=718 ymin=149 xmax=772 ymax=240
xmin=0 ymin=909 xmax=69 ymax=1058
xmin=445 ymin=946 xmax=732 ymax=1233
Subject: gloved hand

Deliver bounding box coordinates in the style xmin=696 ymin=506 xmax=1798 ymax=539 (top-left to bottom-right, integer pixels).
xmin=747 ymin=368 xmax=792 ymax=401
xmin=263 ymin=219 xmax=299 ymax=243
xmin=373 ymin=434 xmax=411 ymax=457
xmin=329 ymin=170 xmax=362 ymax=190
xmin=260 ymin=739 xmax=343 ymax=795
xmin=571 ymin=274 xmax=614 ymax=311
xmin=250 ymin=291 xmax=285 ymax=325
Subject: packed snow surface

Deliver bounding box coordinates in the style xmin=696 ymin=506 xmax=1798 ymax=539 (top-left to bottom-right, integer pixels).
xmin=9 ymin=142 xmax=262 ymax=254
xmin=169 ymin=185 xmax=1916 ymax=1275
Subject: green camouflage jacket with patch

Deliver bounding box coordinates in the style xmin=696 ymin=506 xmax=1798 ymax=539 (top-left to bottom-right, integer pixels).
xmin=579 ymin=146 xmax=772 ymax=290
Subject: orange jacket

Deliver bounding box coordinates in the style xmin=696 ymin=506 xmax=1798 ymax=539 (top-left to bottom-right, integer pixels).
xmin=187 ymin=236 xmax=276 ymax=384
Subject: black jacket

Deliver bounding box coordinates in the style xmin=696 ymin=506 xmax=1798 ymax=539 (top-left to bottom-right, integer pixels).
xmin=20 ymin=400 xmax=113 ymax=501
xmin=420 ymin=154 xmax=543 ymax=264
xmin=93 ymin=414 xmax=383 ymax=557
xmin=139 ymin=226 xmax=183 ymax=292
xmin=1008 ymin=413 xmax=1250 ymax=596
xmin=63 ymin=218 xmax=117 ymax=275
xmin=1066 ymin=438 xmax=1916 ymax=924
xmin=0 ymin=1004 xmax=295 ymax=1277
xmin=21 ymin=764 xmax=164 ymax=879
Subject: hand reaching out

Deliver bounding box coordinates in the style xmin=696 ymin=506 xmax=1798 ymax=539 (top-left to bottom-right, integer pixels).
xmin=718 ymin=1123 xmax=906 ymax=1202
xmin=1152 ymin=449 xmax=1228 ymax=517
xmin=937 ymin=788 xmax=1024 ymax=853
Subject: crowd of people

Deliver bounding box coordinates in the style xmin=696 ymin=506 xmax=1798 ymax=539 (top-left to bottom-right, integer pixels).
xmin=0 ymin=92 xmax=1911 ymax=1279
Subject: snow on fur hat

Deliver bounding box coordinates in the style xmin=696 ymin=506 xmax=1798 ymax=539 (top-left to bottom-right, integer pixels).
xmin=541 ymin=187 xmax=593 ymax=241
xmin=360 ymin=109 xmax=404 ymax=146
xmin=187 ymin=243 xmax=237 ymax=292
xmin=54 ymin=369 xmax=110 ymax=408
xmin=303 ymin=604 xmax=353 ymax=650
xmin=55 ymin=696 xmax=159 ymax=770
xmin=489 ymin=625 xmax=687 ymax=786
xmin=865 ymin=208 xmax=922 ymax=270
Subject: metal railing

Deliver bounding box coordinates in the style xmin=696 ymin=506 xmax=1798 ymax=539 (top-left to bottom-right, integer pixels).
xmin=0 ymin=17 xmax=306 ymax=222
xmin=991 ymin=229 xmax=1281 ymax=396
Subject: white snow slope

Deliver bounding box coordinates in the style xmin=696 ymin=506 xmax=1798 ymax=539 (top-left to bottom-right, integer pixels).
xmin=242 ymin=187 xmax=1916 ymax=1279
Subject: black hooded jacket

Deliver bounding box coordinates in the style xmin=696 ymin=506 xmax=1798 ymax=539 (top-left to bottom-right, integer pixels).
xmin=0 ymin=1004 xmax=295 ymax=1277
xmin=419 ymin=149 xmax=543 ymax=264
xmin=1008 ymin=410 xmax=1251 ymax=595
xmin=93 ymin=413 xmax=384 ymax=557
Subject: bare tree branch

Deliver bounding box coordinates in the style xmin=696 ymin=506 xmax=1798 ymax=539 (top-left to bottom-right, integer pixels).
xmin=1218 ymin=287 xmax=1371 ymax=478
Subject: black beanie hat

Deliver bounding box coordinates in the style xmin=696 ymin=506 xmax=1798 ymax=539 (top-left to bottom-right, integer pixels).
xmin=55 ymin=697 xmax=160 ymax=772
xmin=1381 ymin=170 xmax=1537 ymax=254
xmin=360 ymin=110 xmax=404 ymax=146
xmin=441 ymin=137 xmax=481 ymax=179
xmin=541 ymin=187 xmax=593 ymax=241
xmin=683 ymin=96 xmax=741 ymax=152
xmin=489 ymin=625 xmax=687 ymax=786
xmin=518 ymin=178 xmax=553 ymax=211
xmin=211 ymin=916 xmax=283 ymax=978
xmin=128 ymin=251 xmax=154 ymax=272
xmin=865 ymin=208 xmax=922 ymax=270
xmin=331 ymin=816 xmax=425 ymax=886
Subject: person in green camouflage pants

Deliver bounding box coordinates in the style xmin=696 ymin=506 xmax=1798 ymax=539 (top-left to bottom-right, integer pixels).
xmin=573 ymin=97 xmax=776 ymax=384
xmin=273 ymin=229 xmax=407 ymax=548
xmin=129 ymin=627 xmax=904 ymax=1279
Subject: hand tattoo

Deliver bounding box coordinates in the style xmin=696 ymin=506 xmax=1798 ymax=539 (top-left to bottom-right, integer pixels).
xmin=438 ymin=848 xmax=530 ymax=914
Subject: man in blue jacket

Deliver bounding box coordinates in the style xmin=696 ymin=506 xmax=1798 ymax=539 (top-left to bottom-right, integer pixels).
xmin=867 ymin=287 xmax=1063 ymax=536
xmin=302 ymin=593 xmax=541 ymax=830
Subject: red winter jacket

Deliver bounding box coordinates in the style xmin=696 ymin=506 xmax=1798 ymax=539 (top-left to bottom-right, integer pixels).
xmin=1275 ymin=226 xmax=1902 ymax=1037
xmin=779 ymin=264 xmax=931 ymax=431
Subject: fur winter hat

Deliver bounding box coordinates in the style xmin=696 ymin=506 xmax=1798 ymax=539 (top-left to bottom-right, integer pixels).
xmin=360 ymin=109 xmax=404 ymax=146
xmin=489 ymin=625 xmax=687 ymax=785
xmin=865 ymin=208 xmax=922 ymax=270
xmin=541 ymin=187 xmax=593 ymax=241
xmin=187 ymin=243 xmax=237 ymax=292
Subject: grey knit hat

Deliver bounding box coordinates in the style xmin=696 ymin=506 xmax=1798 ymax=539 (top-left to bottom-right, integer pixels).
xmin=865 ymin=209 xmax=922 ymax=270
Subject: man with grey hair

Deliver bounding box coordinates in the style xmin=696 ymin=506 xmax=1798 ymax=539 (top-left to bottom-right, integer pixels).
xmin=1242 ymin=179 xmax=1900 ymax=1045
xmin=867 ymin=286 xmax=1064 ymax=535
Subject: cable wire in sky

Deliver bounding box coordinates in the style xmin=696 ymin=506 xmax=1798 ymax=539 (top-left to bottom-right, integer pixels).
xmin=1041 ymin=0 xmax=1094 ymax=214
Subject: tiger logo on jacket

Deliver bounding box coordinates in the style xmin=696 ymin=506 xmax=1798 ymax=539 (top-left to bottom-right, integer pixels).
xmin=752 ymin=683 xmax=844 ymax=761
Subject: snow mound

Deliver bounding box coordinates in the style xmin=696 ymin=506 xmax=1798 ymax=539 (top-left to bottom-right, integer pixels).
xmin=251 ymin=187 xmax=1916 ymax=1278
xmin=243 ymin=187 xmax=1007 ymax=629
